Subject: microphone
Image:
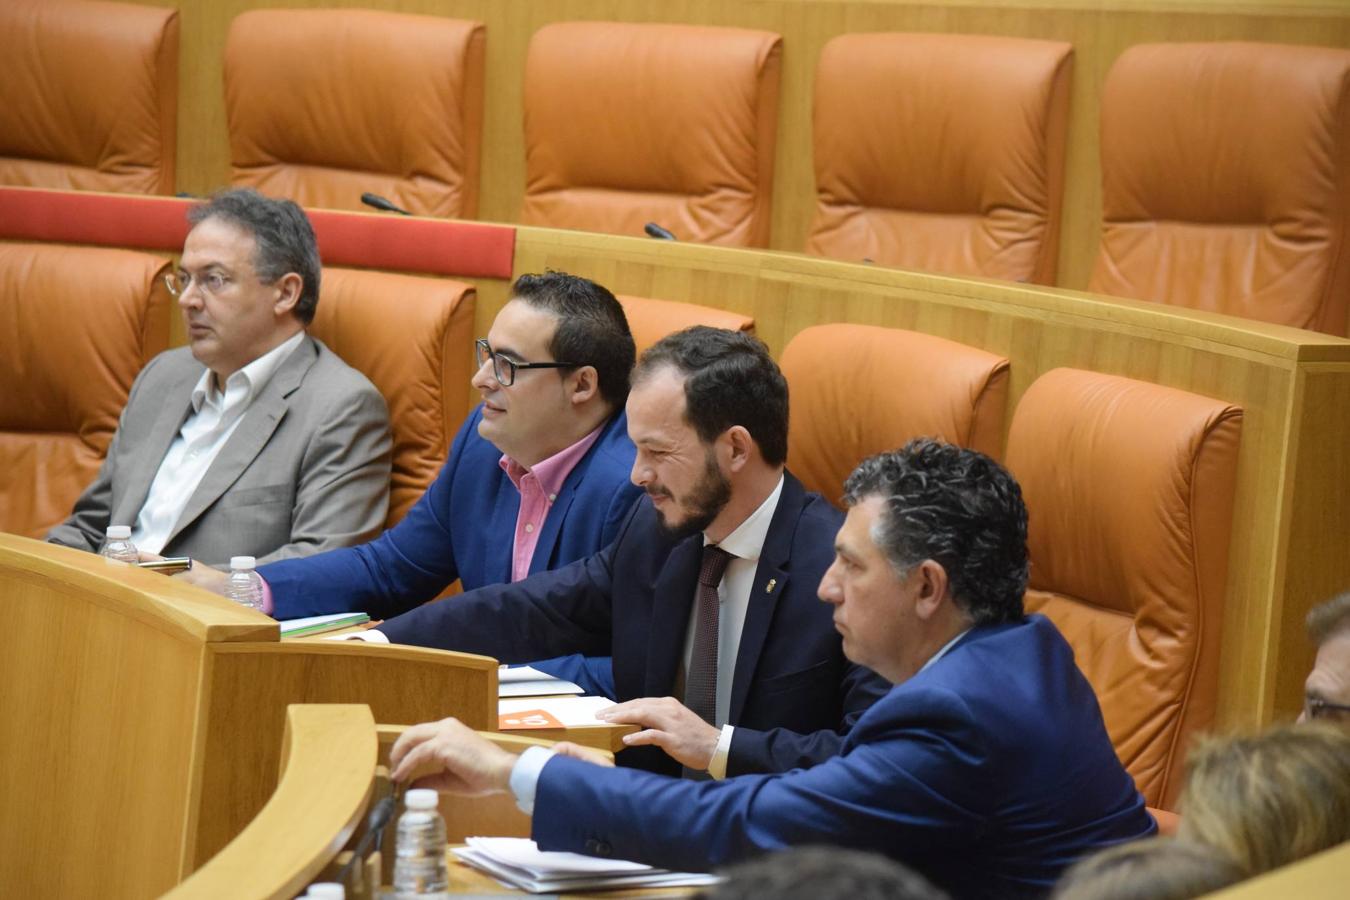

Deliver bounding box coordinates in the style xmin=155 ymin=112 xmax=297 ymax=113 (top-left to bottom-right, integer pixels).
xmin=361 ymin=192 xmax=411 ymax=216
xmin=644 ymin=222 xmax=677 ymax=241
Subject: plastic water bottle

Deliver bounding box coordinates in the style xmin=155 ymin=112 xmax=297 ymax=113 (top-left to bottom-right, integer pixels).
xmin=226 ymin=555 xmax=265 ymax=610
xmin=393 ymin=789 xmax=449 ymax=898
xmin=100 ymin=525 xmax=138 ymax=563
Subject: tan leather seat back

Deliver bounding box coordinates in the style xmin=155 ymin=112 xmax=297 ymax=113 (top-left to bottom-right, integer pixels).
xmin=1090 ymin=42 xmax=1350 ymax=335
xmin=781 ymin=324 xmax=1010 ymax=503
xmin=617 ymin=296 xmax=755 ymax=356
xmin=807 ymin=33 xmax=1072 ymax=284
xmin=1005 ymin=368 xmax=1242 ymax=809
xmin=225 ymin=10 xmax=485 ymax=218
xmin=521 ymin=22 xmax=782 ymax=247
xmin=0 ymin=243 xmax=171 ymax=537
xmin=309 ymin=269 xmax=476 ymax=527
xmin=0 ymin=0 xmax=178 ymax=194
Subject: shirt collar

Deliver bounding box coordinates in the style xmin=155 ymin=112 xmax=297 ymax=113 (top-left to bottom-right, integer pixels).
xmin=499 ymin=421 xmax=606 ymax=498
xmin=191 ymin=330 xmax=305 ymax=412
xmin=918 ymin=627 xmax=972 ymax=675
xmin=705 ymin=473 xmax=785 ymax=563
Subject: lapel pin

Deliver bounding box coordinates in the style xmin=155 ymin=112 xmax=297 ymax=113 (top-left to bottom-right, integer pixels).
xmin=765 ymin=578 xmax=777 ymax=594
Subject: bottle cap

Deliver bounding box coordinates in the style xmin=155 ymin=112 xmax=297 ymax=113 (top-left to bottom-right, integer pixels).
xmin=307 ymin=884 xmax=345 ymax=899
xmin=107 ymin=525 xmax=132 ymax=540
xmin=229 ymin=556 xmax=257 ymax=570
xmin=405 ymin=788 xmax=439 ymax=810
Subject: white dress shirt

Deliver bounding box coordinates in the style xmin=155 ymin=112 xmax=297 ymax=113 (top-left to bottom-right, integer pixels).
xmin=131 ymin=331 xmax=305 ymax=553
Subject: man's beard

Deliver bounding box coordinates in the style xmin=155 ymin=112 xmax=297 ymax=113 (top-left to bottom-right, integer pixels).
xmin=650 ymin=449 xmax=732 ymax=540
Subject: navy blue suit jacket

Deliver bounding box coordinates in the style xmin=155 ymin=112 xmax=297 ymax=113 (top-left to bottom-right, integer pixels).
xmin=528 ymin=615 xmax=1155 ymax=900
xmin=380 ymin=472 xmax=889 ymax=776
xmin=262 ymin=406 xmax=641 ymax=621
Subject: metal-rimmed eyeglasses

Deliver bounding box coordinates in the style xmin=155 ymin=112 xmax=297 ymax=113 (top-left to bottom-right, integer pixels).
xmin=475 ymin=338 xmax=578 ymax=387
xmin=1304 ymin=697 xmax=1350 ymax=721
xmin=163 ymin=269 xmax=234 ymax=299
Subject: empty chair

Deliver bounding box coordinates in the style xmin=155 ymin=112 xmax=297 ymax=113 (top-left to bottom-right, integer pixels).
xmin=0 ymin=0 xmax=178 ymax=194
xmin=308 ymin=268 xmax=476 ymax=526
xmin=0 ymin=243 xmax=171 ymax=537
xmin=780 ymin=323 xmax=1010 ymax=503
xmin=1091 ymin=42 xmax=1350 ymax=335
xmin=225 ymin=10 xmax=485 ymax=218
xmin=617 ymin=295 xmax=755 ymax=354
xmin=521 ymin=21 xmax=782 ymax=246
xmin=1004 ymin=368 xmax=1243 ymax=809
xmin=807 ymin=33 xmax=1073 ymax=284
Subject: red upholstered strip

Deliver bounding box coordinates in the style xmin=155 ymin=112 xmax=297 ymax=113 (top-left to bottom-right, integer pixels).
xmin=0 ymin=187 xmax=515 ymax=279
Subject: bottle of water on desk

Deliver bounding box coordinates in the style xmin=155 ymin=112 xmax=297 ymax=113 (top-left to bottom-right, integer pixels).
xmin=100 ymin=525 xmax=138 ymax=563
xmin=226 ymin=555 xmax=264 ymax=611
xmin=394 ymin=789 xmax=449 ymax=898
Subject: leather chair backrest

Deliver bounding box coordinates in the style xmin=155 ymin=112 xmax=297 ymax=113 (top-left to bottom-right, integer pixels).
xmin=0 ymin=0 xmax=178 ymax=194
xmin=617 ymin=295 xmax=755 ymax=356
xmin=521 ymin=21 xmax=782 ymax=247
xmin=781 ymin=323 xmax=1010 ymax=504
xmin=1004 ymin=368 xmax=1243 ymax=809
xmin=1090 ymin=42 xmax=1350 ymax=335
xmin=0 ymin=243 xmax=171 ymax=537
xmin=807 ymin=33 xmax=1072 ymax=285
xmin=308 ymin=269 xmax=476 ymax=527
xmin=225 ymin=10 xmax=485 ymax=218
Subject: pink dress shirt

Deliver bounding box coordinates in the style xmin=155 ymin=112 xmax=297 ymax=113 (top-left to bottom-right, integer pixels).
xmin=500 ymin=425 xmax=604 ymax=582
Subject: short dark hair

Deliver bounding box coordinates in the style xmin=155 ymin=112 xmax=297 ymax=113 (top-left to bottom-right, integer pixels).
xmin=633 ymin=326 xmax=788 ymax=465
xmin=842 ymin=439 xmax=1029 ymax=626
xmin=510 ymin=271 xmax=635 ymax=408
xmin=187 ymin=188 xmax=322 ymax=324
xmin=697 ymin=847 xmax=947 ymax=900
xmin=1307 ymin=591 xmax=1350 ymax=645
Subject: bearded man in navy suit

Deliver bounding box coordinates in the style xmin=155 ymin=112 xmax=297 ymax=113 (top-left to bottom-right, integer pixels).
xmin=390 ymin=440 xmax=1155 ymax=899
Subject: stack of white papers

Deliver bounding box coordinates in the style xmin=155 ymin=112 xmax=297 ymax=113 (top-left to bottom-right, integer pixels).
xmin=278 ymin=612 xmax=370 ymax=637
xmin=498 ymin=665 xmax=585 ymax=698
xmin=452 ymin=836 xmax=720 ymax=892
xmin=498 ymin=695 xmax=616 ymax=730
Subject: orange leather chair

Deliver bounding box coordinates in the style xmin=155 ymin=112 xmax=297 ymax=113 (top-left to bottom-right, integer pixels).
xmin=1091 ymin=42 xmax=1350 ymax=335
xmin=617 ymin=295 xmax=754 ymax=355
xmin=780 ymin=324 xmax=1010 ymax=503
xmin=0 ymin=0 xmax=178 ymax=194
xmin=1004 ymin=368 xmax=1243 ymax=810
xmin=0 ymin=243 xmax=171 ymax=537
xmin=308 ymin=269 xmax=476 ymax=527
xmin=225 ymin=10 xmax=485 ymax=218
xmin=807 ymin=33 xmax=1072 ymax=284
xmin=521 ymin=22 xmax=782 ymax=247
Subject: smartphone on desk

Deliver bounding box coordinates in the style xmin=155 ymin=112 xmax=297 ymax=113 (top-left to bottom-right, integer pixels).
xmin=136 ymin=557 xmax=192 ymax=574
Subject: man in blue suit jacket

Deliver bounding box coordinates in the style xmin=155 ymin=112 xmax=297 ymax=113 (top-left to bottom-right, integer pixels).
xmin=390 ymin=440 xmax=1156 ymax=898
xmin=375 ymin=328 xmax=889 ymax=777
xmin=183 ymin=271 xmax=643 ymax=621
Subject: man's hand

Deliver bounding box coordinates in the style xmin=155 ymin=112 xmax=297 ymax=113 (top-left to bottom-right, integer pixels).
xmin=174 ymin=562 xmax=230 ymax=595
xmin=596 ymin=697 xmax=720 ymax=771
xmin=551 ymin=741 xmax=616 ymax=768
xmin=390 ymin=717 xmax=519 ymax=795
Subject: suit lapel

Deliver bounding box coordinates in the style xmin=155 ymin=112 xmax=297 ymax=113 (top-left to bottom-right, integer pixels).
xmin=644 ymin=534 xmax=703 ymax=697
xmin=115 ymin=377 xmax=197 ymax=525
xmin=728 ymin=473 xmax=803 ymax=723
xmin=165 ymin=338 xmax=314 ymax=547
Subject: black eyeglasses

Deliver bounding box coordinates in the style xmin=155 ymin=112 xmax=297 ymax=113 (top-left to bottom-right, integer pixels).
xmin=1304 ymin=698 xmax=1350 ymax=721
xmin=475 ymin=339 xmax=578 ymax=387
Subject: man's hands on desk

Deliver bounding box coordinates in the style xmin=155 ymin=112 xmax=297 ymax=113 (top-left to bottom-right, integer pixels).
xmin=138 ymin=551 xmax=232 ymax=595
xmin=390 ymin=717 xmax=614 ymax=795
xmin=596 ymin=697 xmax=721 ymax=771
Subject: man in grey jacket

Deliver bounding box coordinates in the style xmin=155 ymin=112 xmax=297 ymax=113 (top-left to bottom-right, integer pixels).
xmin=48 ymin=188 xmax=391 ymax=568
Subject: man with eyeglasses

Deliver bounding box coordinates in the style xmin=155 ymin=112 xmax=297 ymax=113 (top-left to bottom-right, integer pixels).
xmin=1299 ymin=591 xmax=1350 ymax=725
xmin=47 ymin=188 xmax=392 ymax=567
xmin=184 ymin=270 xmax=644 ymax=624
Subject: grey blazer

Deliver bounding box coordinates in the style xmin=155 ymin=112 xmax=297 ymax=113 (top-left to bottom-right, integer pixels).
xmin=47 ymin=336 xmax=392 ymax=568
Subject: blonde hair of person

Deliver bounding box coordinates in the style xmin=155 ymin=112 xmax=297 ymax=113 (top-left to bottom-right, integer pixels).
xmin=1051 ymin=837 xmax=1242 ymax=900
xmin=1177 ymin=722 xmax=1350 ymax=877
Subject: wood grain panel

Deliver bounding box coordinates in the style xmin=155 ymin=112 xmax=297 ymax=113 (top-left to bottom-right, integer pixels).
xmin=158 ymin=1 xmax=1350 ymax=290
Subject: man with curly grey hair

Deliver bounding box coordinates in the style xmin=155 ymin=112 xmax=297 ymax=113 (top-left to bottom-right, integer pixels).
xmin=388 ymin=439 xmax=1154 ymax=900
xmin=48 ymin=188 xmax=391 ymax=567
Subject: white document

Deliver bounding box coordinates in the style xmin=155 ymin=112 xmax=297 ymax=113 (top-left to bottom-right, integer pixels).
xmin=497 ymin=665 xmax=584 ymax=697
xmin=453 ymin=837 xmax=721 ymax=892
